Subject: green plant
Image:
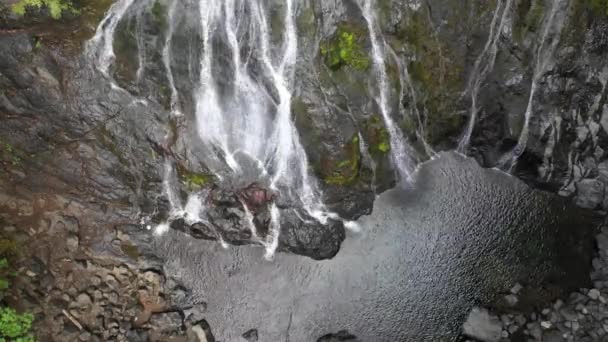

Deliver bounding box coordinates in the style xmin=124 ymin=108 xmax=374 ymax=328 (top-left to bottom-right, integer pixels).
xmin=586 ymin=0 xmax=608 ymax=16
xmin=366 ymin=116 xmax=392 ymax=154
xmin=321 ymin=28 xmax=370 ymax=71
xmin=0 ymin=307 xmax=34 ymax=342
xmin=176 ymin=165 xmax=214 ymax=191
xmin=0 ymin=259 xmax=8 ymax=291
xmin=11 ymin=0 xmax=78 ymax=20
xmin=0 ymin=241 xmax=36 ymax=342
xmin=0 ymin=142 xmax=22 ymax=167
xmin=150 ymin=0 xmax=166 ymax=28
xmin=324 ymin=134 xmax=361 ymax=185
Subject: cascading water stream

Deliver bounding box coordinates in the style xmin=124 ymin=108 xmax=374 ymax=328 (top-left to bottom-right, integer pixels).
xmin=86 ymin=0 xmax=136 ymax=77
xmin=458 ymin=0 xmax=512 ymax=153
xmin=359 ymin=0 xmax=416 ymax=182
xmin=87 ymin=0 xmax=349 ymax=259
xmin=161 ymin=0 xmax=182 ymax=116
xmin=387 ymin=47 xmax=435 ymax=158
xmin=500 ymin=0 xmax=568 ymax=171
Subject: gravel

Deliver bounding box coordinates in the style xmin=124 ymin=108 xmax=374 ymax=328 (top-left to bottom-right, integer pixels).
xmin=463 ymin=226 xmax=608 ymax=341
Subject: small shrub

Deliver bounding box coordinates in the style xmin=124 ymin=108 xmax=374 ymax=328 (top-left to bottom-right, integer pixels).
xmin=11 ymin=0 xmax=78 ymax=20
xmin=0 ymin=307 xmax=34 ymax=342
xmin=321 ymin=28 xmax=370 ymax=71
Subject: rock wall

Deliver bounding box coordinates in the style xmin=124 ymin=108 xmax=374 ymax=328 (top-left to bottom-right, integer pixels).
xmin=0 ymin=0 xmax=607 ymax=256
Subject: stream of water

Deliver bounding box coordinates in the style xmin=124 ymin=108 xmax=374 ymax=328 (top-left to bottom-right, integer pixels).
xmin=86 ymin=0 xmax=425 ymax=258
xmin=500 ymin=0 xmax=568 ymax=171
xmin=457 ymin=0 xmax=512 ymax=152
xmin=359 ymin=0 xmax=417 ymax=181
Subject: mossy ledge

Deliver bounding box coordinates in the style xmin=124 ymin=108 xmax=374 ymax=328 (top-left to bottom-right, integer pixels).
xmin=365 ymin=115 xmax=391 ymax=155
xmin=321 ymin=24 xmax=370 ymax=71
xmin=176 ymin=165 xmax=214 ymax=191
xmin=323 ymin=134 xmax=362 ymax=186
xmin=11 ymin=0 xmax=78 ymax=19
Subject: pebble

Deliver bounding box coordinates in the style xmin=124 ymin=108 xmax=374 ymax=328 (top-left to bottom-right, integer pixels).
xmin=560 ymin=308 xmax=578 ymax=321
xmin=511 ymin=283 xmax=523 ymax=294
xmin=66 ymin=234 xmax=79 ymax=252
xmin=540 ymin=321 xmax=552 ymax=329
xmin=504 ymin=294 xmax=518 ymax=307
xmin=589 ymin=288 xmax=601 ymax=300
xmin=462 ymin=307 xmax=502 ymax=342
xmin=554 ymin=299 xmax=564 ymax=310
xmin=75 ymin=293 xmax=92 ymax=309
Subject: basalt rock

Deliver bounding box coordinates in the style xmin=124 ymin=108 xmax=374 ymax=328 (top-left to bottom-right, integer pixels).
xmin=169 ymin=185 xmax=346 ymax=260
xmin=1 ymin=0 xmax=608 ymax=260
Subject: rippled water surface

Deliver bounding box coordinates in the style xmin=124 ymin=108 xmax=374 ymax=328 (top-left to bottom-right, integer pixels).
xmin=155 ymin=152 xmax=595 ymax=342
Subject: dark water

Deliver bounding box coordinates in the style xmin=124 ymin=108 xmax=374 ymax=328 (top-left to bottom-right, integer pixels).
xmin=154 ymin=152 xmax=595 ymax=342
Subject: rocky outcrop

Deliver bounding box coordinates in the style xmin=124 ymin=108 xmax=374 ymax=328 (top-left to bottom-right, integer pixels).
xmin=0 ymin=0 xmax=607 ymax=258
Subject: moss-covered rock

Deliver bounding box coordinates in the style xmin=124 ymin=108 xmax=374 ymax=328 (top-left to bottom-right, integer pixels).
xmin=150 ymin=0 xmax=166 ymax=30
xmin=322 ymin=134 xmax=361 ymax=186
xmin=176 ymin=165 xmax=213 ymax=191
xmin=397 ymin=10 xmax=465 ymax=146
xmin=11 ymin=0 xmax=78 ymax=19
xmin=120 ymin=241 xmax=140 ymax=260
xmin=513 ymin=0 xmax=546 ymax=41
xmin=321 ymin=24 xmax=370 ymax=71
xmin=1 ymin=0 xmax=114 ymax=53
xmin=365 ymin=116 xmax=391 ymax=155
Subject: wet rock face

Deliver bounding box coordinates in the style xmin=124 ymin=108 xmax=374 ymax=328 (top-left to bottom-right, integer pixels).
xmin=0 ymin=0 xmax=607 ymax=257
xmin=170 ymin=184 xmax=346 ymax=260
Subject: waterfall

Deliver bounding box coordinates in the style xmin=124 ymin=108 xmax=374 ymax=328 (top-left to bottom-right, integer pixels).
xmin=387 ymin=47 xmax=436 ymax=158
xmin=359 ymin=0 xmax=416 ymax=182
xmin=87 ymin=0 xmax=337 ymax=260
xmin=161 ymin=0 xmax=182 ymax=116
xmin=458 ymin=0 xmax=512 ymax=153
xmin=501 ymin=0 xmax=568 ymax=171
xmin=86 ymin=0 xmax=136 ymax=76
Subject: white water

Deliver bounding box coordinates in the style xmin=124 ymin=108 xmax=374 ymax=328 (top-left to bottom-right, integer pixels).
xmin=458 ymin=0 xmax=512 ymax=152
xmin=86 ymin=0 xmax=136 ymax=76
xmin=161 ymin=0 xmax=182 ymax=116
xmin=87 ymin=0 xmax=344 ymax=259
xmin=502 ymin=0 xmax=568 ymax=170
xmin=387 ymin=47 xmax=436 ymax=158
xmin=360 ymin=0 xmax=416 ymax=181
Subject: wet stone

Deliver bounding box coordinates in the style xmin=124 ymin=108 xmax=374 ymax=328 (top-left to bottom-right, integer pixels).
xmin=588 ymin=288 xmax=601 ymax=300
xmin=462 ymin=308 xmax=502 ymax=342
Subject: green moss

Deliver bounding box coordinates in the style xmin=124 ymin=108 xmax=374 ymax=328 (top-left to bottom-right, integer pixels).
xmin=97 ymin=129 xmax=130 ymax=167
xmin=0 ymin=241 xmax=17 ymax=258
xmin=120 ymin=242 xmax=140 ymax=260
xmin=398 ymin=11 xmax=464 ymax=145
xmin=176 ymin=165 xmax=213 ymax=191
xmin=513 ymin=0 xmax=546 ymax=41
xmin=12 ymin=0 xmax=78 ymax=19
xmin=0 ymin=142 xmax=23 ymax=167
xmin=321 ymin=25 xmax=370 ymax=71
xmin=151 ymin=0 xmax=166 ymax=29
xmin=112 ymin=18 xmax=139 ymax=84
xmin=324 ymin=134 xmax=361 ymax=186
xmin=365 ymin=116 xmax=391 ymax=155
xmin=586 ymin=0 xmax=608 ymax=16
xmin=0 ymin=307 xmax=34 ymax=342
